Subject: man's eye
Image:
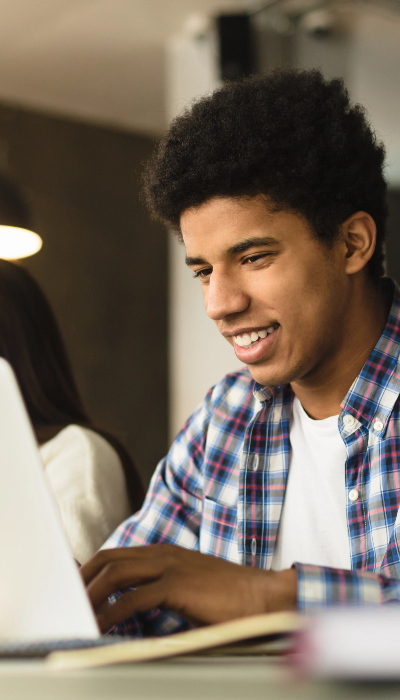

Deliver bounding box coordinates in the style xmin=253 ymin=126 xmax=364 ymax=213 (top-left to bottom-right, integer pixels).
xmin=193 ymin=268 xmax=212 ymax=279
xmin=244 ymin=253 xmax=270 ymax=264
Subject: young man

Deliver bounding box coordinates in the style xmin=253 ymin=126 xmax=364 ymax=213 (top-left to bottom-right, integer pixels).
xmin=82 ymin=69 xmax=400 ymax=637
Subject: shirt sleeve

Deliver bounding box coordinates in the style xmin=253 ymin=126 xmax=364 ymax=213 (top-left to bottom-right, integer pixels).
xmin=295 ymin=563 xmax=400 ymax=609
xmin=41 ymin=426 xmax=131 ymax=564
xmin=103 ymin=394 xmax=212 ymax=550
xmin=102 ymin=390 xmax=214 ymax=637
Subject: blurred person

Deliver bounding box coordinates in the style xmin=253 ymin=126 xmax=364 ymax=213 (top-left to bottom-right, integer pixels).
xmin=82 ymin=68 xmax=400 ymax=635
xmin=0 ymin=257 xmax=144 ymax=563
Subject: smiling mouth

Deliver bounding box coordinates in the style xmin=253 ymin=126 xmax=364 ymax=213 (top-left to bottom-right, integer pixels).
xmin=234 ymin=324 xmax=279 ymax=348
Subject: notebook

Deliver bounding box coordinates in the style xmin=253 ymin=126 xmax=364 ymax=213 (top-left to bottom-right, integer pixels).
xmin=47 ymin=611 xmax=302 ymax=669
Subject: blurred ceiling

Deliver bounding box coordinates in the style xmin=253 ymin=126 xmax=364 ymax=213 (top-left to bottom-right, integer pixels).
xmin=0 ymin=0 xmax=256 ymax=135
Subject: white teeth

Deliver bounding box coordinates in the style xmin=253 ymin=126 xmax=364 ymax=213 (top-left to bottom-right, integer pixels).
xmin=234 ymin=325 xmax=278 ymax=347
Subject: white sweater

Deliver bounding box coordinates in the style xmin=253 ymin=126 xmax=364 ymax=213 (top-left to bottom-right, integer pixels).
xmin=40 ymin=425 xmax=131 ymax=564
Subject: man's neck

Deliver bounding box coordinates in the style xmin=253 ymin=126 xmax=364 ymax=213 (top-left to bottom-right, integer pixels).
xmin=290 ymin=279 xmax=391 ymax=420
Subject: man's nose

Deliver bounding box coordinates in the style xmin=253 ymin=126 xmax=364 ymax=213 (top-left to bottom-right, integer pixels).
xmin=205 ymin=272 xmax=249 ymax=321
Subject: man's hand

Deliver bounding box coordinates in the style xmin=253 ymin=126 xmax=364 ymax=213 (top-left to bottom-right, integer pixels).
xmin=81 ymin=544 xmax=297 ymax=632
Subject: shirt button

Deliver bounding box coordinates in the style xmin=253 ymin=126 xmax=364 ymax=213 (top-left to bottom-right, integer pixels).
xmin=349 ymin=489 xmax=359 ymax=502
xmin=253 ymin=455 xmax=259 ymax=471
xmin=343 ymin=414 xmax=355 ymax=427
xmin=373 ymin=420 xmax=384 ymax=432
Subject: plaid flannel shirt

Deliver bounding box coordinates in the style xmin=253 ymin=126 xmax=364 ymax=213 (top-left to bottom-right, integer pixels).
xmin=105 ymin=278 xmax=400 ymax=637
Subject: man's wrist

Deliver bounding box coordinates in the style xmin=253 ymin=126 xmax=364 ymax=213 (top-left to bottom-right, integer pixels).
xmin=264 ymin=567 xmax=298 ymax=612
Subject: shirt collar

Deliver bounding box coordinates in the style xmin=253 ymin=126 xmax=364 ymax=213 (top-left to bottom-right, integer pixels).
xmin=341 ymin=278 xmax=400 ymax=436
xmin=253 ymin=384 xmax=273 ymax=402
xmin=253 ymin=278 xmax=400 ymax=435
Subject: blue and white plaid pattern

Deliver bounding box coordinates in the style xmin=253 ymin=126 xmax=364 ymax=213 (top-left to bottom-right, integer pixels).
xmin=105 ymin=278 xmax=400 ymax=634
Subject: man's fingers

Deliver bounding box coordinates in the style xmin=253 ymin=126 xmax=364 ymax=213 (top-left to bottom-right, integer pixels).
xmin=96 ymin=581 xmax=168 ymax=633
xmin=81 ymin=547 xmax=147 ymax=584
xmin=87 ymin=558 xmax=166 ymax=609
xmin=81 ymin=544 xmax=177 ymax=585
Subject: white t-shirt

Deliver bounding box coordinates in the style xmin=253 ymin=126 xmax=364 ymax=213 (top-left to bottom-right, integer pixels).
xmin=40 ymin=425 xmax=131 ymax=564
xmin=271 ymin=396 xmax=351 ymax=571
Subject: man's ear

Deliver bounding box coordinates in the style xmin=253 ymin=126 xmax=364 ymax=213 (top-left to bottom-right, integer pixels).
xmin=342 ymin=211 xmax=377 ymax=275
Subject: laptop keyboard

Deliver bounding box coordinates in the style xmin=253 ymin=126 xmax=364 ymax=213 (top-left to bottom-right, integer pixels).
xmin=0 ymin=635 xmax=131 ymax=659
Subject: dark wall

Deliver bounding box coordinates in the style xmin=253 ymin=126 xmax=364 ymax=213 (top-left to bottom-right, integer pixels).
xmin=0 ymin=103 xmax=168 ymax=486
xmin=387 ymin=190 xmax=400 ymax=284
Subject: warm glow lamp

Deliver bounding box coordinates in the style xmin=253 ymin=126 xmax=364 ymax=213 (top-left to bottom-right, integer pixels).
xmin=0 ymin=225 xmax=42 ymax=260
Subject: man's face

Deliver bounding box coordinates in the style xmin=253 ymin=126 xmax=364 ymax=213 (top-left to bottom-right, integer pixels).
xmin=181 ymin=195 xmax=351 ymax=388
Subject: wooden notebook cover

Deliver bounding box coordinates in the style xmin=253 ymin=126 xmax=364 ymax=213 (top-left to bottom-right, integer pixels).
xmin=47 ymin=611 xmax=302 ymax=670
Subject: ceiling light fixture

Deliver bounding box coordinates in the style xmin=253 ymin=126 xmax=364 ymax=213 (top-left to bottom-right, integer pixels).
xmin=0 ymin=225 xmax=42 ymax=260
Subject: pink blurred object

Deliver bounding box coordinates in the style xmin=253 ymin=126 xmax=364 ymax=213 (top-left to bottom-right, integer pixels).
xmin=291 ymin=607 xmax=400 ymax=680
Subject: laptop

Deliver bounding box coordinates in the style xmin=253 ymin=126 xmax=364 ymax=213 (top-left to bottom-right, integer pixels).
xmin=0 ymin=357 xmax=128 ymax=656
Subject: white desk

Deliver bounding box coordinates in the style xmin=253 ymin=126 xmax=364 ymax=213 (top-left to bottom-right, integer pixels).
xmin=0 ymin=657 xmax=400 ymax=700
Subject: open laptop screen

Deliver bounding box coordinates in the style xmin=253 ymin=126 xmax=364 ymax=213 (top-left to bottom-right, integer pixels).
xmin=0 ymin=358 xmax=99 ymax=642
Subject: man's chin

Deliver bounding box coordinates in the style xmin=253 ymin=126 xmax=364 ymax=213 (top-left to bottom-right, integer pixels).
xmin=245 ymin=363 xmax=299 ymax=388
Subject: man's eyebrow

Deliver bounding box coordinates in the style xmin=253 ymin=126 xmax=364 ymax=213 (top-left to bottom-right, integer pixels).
xmin=185 ymin=236 xmax=280 ymax=267
xmin=227 ymin=236 xmax=280 ymax=255
xmin=185 ymin=255 xmax=208 ymax=266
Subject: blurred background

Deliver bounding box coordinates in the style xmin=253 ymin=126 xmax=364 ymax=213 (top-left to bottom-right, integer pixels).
xmin=2 ymin=0 xmax=400 ymax=485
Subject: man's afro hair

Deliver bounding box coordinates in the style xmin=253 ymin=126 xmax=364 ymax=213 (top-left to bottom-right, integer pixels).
xmin=143 ymin=69 xmax=387 ymax=279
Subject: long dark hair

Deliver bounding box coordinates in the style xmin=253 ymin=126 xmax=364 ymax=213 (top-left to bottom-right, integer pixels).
xmin=0 ymin=259 xmax=144 ymax=512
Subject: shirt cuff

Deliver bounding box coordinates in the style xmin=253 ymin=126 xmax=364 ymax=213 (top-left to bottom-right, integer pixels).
xmin=294 ymin=562 xmax=385 ymax=611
